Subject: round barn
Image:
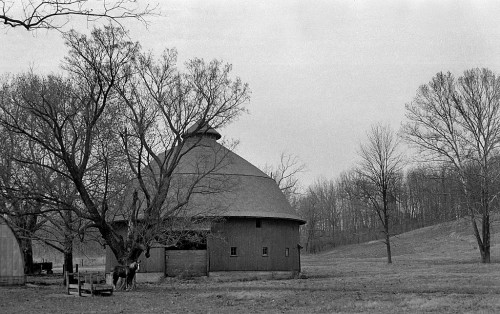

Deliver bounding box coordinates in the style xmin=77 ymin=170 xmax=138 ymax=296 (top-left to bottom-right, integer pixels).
xmin=0 ymin=217 xmax=25 ymax=285
xmin=105 ymin=123 xmax=306 ymax=280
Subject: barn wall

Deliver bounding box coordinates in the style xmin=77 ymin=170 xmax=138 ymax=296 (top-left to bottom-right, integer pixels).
xmin=208 ymin=218 xmax=301 ymax=272
xmin=165 ymin=250 xmax=207 ymax=276
xmin=0 ymin=220 xmax=25 ymax=285
xmin=105 ymin=217 xmax=302 ymax=275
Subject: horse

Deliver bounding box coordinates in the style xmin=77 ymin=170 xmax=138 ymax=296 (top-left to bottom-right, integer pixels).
xmin=112 ymin=261 xmax=141 ymax=290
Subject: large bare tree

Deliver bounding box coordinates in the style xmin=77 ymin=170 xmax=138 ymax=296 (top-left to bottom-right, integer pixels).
xmin=355 ymin=123 xmax=404 ymax=264
xmin=0 ymin=73 xmax=91 ymax=274
xmin=403 ymin=68 xmax=500 ymax=263
xmin=0 ymin=25 xmax=249 ymax=267
xmin=0 ymin=102 xmax=48 ymax=274
xmin=0 ymin=0 xmax=155 ymax=30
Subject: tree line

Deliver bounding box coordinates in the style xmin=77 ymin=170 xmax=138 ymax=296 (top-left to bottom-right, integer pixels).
xmin=296 ymin=163 xmax=469 ymax=252
xmin=295 ymin=68 xmax=500 ymax=264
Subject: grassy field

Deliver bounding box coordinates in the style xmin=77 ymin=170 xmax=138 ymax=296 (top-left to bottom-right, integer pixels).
xmin=2 ymin=218 xmax=500 ymax=313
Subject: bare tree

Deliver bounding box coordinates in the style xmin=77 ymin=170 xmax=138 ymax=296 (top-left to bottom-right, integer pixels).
xmin=403 ymin=68 xmax=500 ymax=263
xmin=336 ymin=171 xmax=366 ymax=244
xmin=302 ymin=179 xmax=339 ymax=247
xmin=0 ymin=110 xmax=45 ymax=274
xmin=297 ymin=190 xmax=320 ymax=253
xmin=30 ymin=169 xmax=85 ymax=278
xmin=262 ymin=152 xmax=306 ymax=203
xmin=0 ymin=25 xmax=249 ymax=267
xmin=355 ymin=123 xmax=404 ymax=263
xmin=0 ymin=0 xmax=156 ymax=30
xmin=0 ymin=73 xmax=90 ymax=274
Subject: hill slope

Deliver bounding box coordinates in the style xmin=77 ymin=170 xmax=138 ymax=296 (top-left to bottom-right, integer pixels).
xmin=307 ymin=216 xmax=500 ymax=263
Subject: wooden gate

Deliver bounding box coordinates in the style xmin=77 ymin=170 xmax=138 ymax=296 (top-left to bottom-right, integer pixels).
xmin=165 ymin=250 xmax=207 ymax=277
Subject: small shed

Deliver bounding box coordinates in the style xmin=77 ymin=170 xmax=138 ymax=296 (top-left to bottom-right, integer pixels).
xmin=0 ymin=217 xmax=25 ymax=285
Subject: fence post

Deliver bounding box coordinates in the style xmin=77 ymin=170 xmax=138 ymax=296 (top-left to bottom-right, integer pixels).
xmin=76 ymin=264 xmax=81 ymax=297
xmin=90 ymin=273 xmax=94 ymax=297
xmin=66 ymin=267 xmax=70 ymax=295
xmin=63 ymin=264 xmax=66 ymax=286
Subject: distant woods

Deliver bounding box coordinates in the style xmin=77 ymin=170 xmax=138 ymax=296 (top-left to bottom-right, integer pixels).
xmin=297 ymin=68 xmax=500 ymax=264
xmin=297 ymin=163 xmax=471 ymax=253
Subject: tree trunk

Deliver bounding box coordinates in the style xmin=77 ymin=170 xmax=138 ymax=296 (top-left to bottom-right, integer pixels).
xmin=470 ymin=216 xmax=490 ymax=263
xmin=64 ymin=241 xmax=74 ymax=274
xmin=62 ymin=234 xmax=74 ymax=285
xmin=481 ymin=171 xmax=491 ymax=264
xmin=480 ymin=244 xmax=491 ymax=263
xmin=63 ymin=251 xmax=74 ymax=285
xmin=481 ymin=212 xmax=490 ymax=263
xmin=383 ymin=198 xmax=392 ymax=264
xmin=20 ymin=237 xmax=35 ymax=274
xmin=385 ymin=223 xmax=392 ymax=264
xmin=331 ymin=222 xmax=335 ymax=248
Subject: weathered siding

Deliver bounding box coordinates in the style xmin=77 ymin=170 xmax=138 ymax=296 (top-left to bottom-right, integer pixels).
xmin=105 ymin=247 xmax=117 ymax=273
xmin=0 ymin=219 xmax=25 ymax=285
xmin=139 ymin=247 xmax=165 ymax=272
xmin=166 ymin=250 xmax=207 ymax=276
xmin=208 ymin=218 xmax=301 ymax=272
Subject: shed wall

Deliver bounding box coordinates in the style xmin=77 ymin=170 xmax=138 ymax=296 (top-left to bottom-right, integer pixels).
xmin=139 ymin=247 xmax=165 ymax=273
xmin=105 ymin=247 xmax=117 ymax=273
xmin=0 ymin=221 xmax=25 ymax=285
xmin=208 ymin=218 xmax=301 ymax=272
xmin=105 ymin=246 xmax=165 ymax=273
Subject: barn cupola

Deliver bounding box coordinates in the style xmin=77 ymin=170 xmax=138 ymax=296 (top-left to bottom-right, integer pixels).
xmin=182 ymin=120 xmax=222 ymax=141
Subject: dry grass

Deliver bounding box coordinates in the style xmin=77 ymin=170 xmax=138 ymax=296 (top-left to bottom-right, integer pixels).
xmin=2 ymin=217 xmax=500 ymax=313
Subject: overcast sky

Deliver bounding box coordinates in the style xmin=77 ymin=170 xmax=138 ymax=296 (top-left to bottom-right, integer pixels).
xmin=2 ymin=0 xmax=500 ymax=188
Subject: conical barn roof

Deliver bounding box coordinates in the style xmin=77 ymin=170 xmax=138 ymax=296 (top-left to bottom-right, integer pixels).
xmin=119 ymin=125 xmax=305 ymax=224
xmin=173 ymin=137 xmax=305 ymax=223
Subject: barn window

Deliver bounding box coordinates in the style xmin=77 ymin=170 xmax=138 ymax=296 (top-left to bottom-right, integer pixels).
xmin=285 ymin=248 xmax=290 ymax=257
xmin=262 ymin=247 xmax=268 ymax=257
xmin=256 ymin=219 xmax=261 ymax=228
xmin=230 ymin=247 xmax=237 ymax=256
